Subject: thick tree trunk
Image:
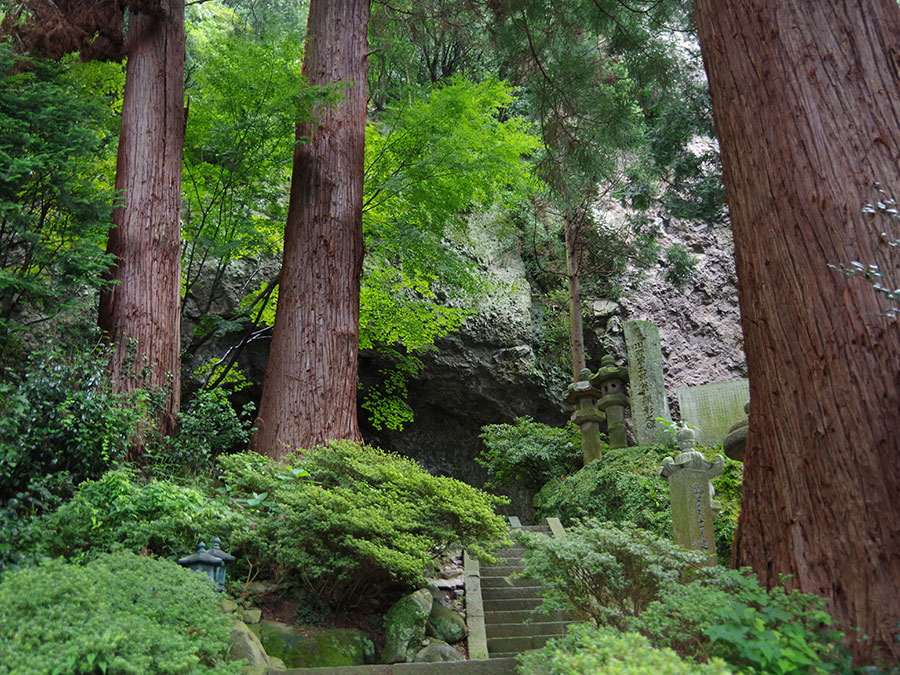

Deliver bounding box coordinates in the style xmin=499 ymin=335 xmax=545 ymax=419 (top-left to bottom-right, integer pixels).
xmin=564 ymin=214 xmax=587 ymax=379
xmin=98 ymin=0 xmax=184 ymax=452
xmin=695 ymin=0 xmax=900 ymax=661
xmin=250 ymin=0 xmax=368 ymax=457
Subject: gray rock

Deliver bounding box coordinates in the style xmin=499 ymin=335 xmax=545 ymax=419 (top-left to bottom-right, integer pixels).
xmin=426 ymin=601 xmax=467 ymax=644
xmin=250 ymin=620 xmax=374 ymax=668
xmin=229 ymin=619 xmax=269 ymax=667
xmin=415 ymin=640 xmax=463 ymax=663
xmin=381 ymin=589 xmax=433 ymax=664
xmin=240 ymin=607 xmax=262 ymax=624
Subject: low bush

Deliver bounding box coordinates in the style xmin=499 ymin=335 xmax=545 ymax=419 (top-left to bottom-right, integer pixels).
xmin=0 ymin=551 xmax=239 ymax=674
xmin=533 ymin=445 xmax=741 ymax=565
xmin=477 ymin=417 xmax=583 ymax=491
xmin=144 ymin=388 xmax=255 ymax=478
xmin=517 ymin=623 xmax=734 ymax=674
xmin=516 ymin=520 xmax=852 ymax=674
xmin=38 ymin=468 xmax=244 ymax=561
xmin=219 ymin=442 xmax=511 ymax=612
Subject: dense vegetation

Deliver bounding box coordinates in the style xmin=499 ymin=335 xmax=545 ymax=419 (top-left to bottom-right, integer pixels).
xmin=2 ymin=0 xmax=898 ymax=670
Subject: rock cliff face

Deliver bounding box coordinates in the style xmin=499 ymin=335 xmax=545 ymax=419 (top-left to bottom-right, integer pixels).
xmin=181 ymin=210 xmax=745 ymax=499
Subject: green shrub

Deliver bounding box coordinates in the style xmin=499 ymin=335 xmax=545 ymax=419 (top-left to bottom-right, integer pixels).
xmin=144 ymin=388 xmax=255 ymax=478
xmin=516 ymin=521 xmax=851 ymax=674
xmin=38 ymin=468 xmax=244 ymax=561
xmin=219 ymin=442 xmax=511 ymax=611
xmin=0 ymin=346 xmax=142 ymax=501
xmin=534 ymin=445 xmax=741 ymax=565
xmin=517 ymin=623 xmax=734 ymax=674
xmin=477 ymin=417 xmax=583 ymax=491
xmin=0 ymin=551 xmax=240 ymax=674
xmin=663 ymin=243 xmax=698 ymax=290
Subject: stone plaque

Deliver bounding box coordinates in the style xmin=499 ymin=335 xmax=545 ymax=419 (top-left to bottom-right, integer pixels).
xmin=623 ymin=320 xmax=670 ymax=445
xmin=677 ymin=379 xmax=750 ymax=446
xmin=668 ymin=469 xmax=718 ymax=559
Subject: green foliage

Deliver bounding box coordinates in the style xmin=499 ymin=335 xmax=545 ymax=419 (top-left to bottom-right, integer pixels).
xmin=477 ymin=417 xmax=582 ymax=491
xmin=533 ymin=445 xmax=741 ymax=565
xmin=218 ymin=442 xmax=510 ymax=612
xmin=0 ymin=45 xmax=119 ymax=344
xmin=145 ymin=388 xmax=255 ymax=478
xmin=359 ymin=349 xmax=423 ymax=431
xmin=0 ymin=345 xmax=141 ymax=504
xmin=515 ymin=520 xmax=711 ymax=628
xmin=516 ymin=521 xmax=851 ymax=674
xmin=0 ymin=551 xmax=239 ymax=674
xmin=517 ymin=624 xmax=735 ymax=674
xmin=663 ymin=243 xmax=699 ymax=290
xmin=38 ymin=468 xmax=243 ymax=561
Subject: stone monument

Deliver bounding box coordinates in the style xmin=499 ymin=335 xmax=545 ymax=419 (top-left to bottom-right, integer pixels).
xmin=677 ymin=379 xmax=750 ymax=446
xmin=623 ymin=320 xmax=670 ymax=444
xmin=592 ymin=355 xmax=630 ymax=449
xmin=563 ymin=368 xmax=606 ymax=465
xmin=659 ymin=427 xmax=723 ymax=563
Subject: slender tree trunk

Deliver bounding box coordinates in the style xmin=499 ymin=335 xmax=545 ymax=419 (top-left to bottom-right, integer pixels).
xmin=695 ymin=0 xmax=900 ymax=661
xmin=564 ymin=213 xmax=587 ymax=379
xmin=98 ymin=0 xmax=185 ymax=454
xmin=250 ymin=0 xmax=369 ymax=457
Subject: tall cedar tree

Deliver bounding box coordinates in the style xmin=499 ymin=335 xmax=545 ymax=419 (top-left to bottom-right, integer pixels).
xmin=250 ymin=0 xmax=369 ymax=456
xmin=98 ymin=0 xmax=185 ymax=451
xmin=695 ymin=0 xmax=900 ymax=661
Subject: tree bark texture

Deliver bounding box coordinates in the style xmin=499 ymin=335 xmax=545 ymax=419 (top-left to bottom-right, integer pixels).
xmin=695 ymin=0 xmax=900 ymax=660
xmin=565 ymin=213 xmax=587 ymax=379
xmin=250 ymin=0 xmax=369 ymax=457
xmin=98 ymin=0 xmax=184 ymax=450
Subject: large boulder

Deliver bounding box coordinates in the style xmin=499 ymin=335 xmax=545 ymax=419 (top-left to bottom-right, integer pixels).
xmin=249 ymin=620 xmax=374 ymax=669
xmin=229 ymin=619 xmax=269 ymax=667
xmin=426 ymin=602 xmax=467 ymax=644
xmin=381 ymin=588 xmax=433 ymax=664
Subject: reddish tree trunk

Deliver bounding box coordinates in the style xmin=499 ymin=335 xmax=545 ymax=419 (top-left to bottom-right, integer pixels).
xmin=695 ymin=0 xmax=900 ymax=661
xmin=250 ymin=0 xmax=369 ymax=457
xmin=98 ymin=0 xmax=184 ymax=452
xmin=564 ymin=212 xmax=587 ymax=379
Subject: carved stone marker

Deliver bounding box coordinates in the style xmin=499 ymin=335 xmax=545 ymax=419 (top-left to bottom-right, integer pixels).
xmin=623 ymin=320 xmax=670 ymax=445
xmin=659 ymin=427 xmax=723 ymax=563
xmin=563 ymin=368 xmax=606 ymax=465
xmin=592 ymin=355 xmax=629 ymax=449
xmin=676 ymin=379 xmax=750 ymax=446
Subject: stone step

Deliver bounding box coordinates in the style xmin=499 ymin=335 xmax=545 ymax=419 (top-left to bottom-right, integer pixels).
xmin=483 ymin=597 xmax=543 ymax=612
xmin=477 ymin=565 xmax=524 ymax=578
xmin=275 ymin=658 xmax=520 ymax=674
xmin=480 ymin=586 xmax=543 ymax=601
xmin=485 ymin=621 xmax=570 ymax=639
xmin=483 ymin=609 xmax=573 ymax=625
xmin=481 ymin=575 xmax=539 ymax=589
xmin=487 ymin=634 xmax=556 ymax=655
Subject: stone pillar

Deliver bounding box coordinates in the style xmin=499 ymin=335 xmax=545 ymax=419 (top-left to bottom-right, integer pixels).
xmin=659 ymin=427 xmax=723 ymax=563
xmin=623 ymin=320 xmax=671 ymax=445
xmin=592 ymin=355 xmax=630 ymax=449
xmin=563 ymin=368 xmax=606 ymax=466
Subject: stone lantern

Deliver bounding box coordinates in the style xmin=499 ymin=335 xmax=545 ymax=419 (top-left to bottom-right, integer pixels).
xmin=563 ymin=368 xmax=606 ymax=465
xmin=207 ymin=538 xmax=235 ymax=592
xmin=723 ymin=402 xmax=749 ymax=461
xmin=591 ymin=354 xmax=630 ymax=449
xmin=659 ymin=427 xmax=724 ymax=564
xmin=178 ymin=541 xmax=223 ymax=587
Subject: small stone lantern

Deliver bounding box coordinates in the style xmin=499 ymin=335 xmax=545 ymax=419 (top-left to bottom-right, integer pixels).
xmin=178 ymin=541 xmax=223 ymax=587
xmin=207 ymin=538 xmax=235 ymax=592
xmin=591 ymin=354 xmax=630 ymax=449
xmin=723 ymin=402 xmax=749 ymax=462
xmin=563 ymin=368 xmax=606 ymax=466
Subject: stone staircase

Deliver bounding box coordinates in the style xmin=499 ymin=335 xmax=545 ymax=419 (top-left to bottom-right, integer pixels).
xmin=273 ymin=518 xmax=568 ymax=675
xmin=476 ymin=518 xmax=572 ymax=659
